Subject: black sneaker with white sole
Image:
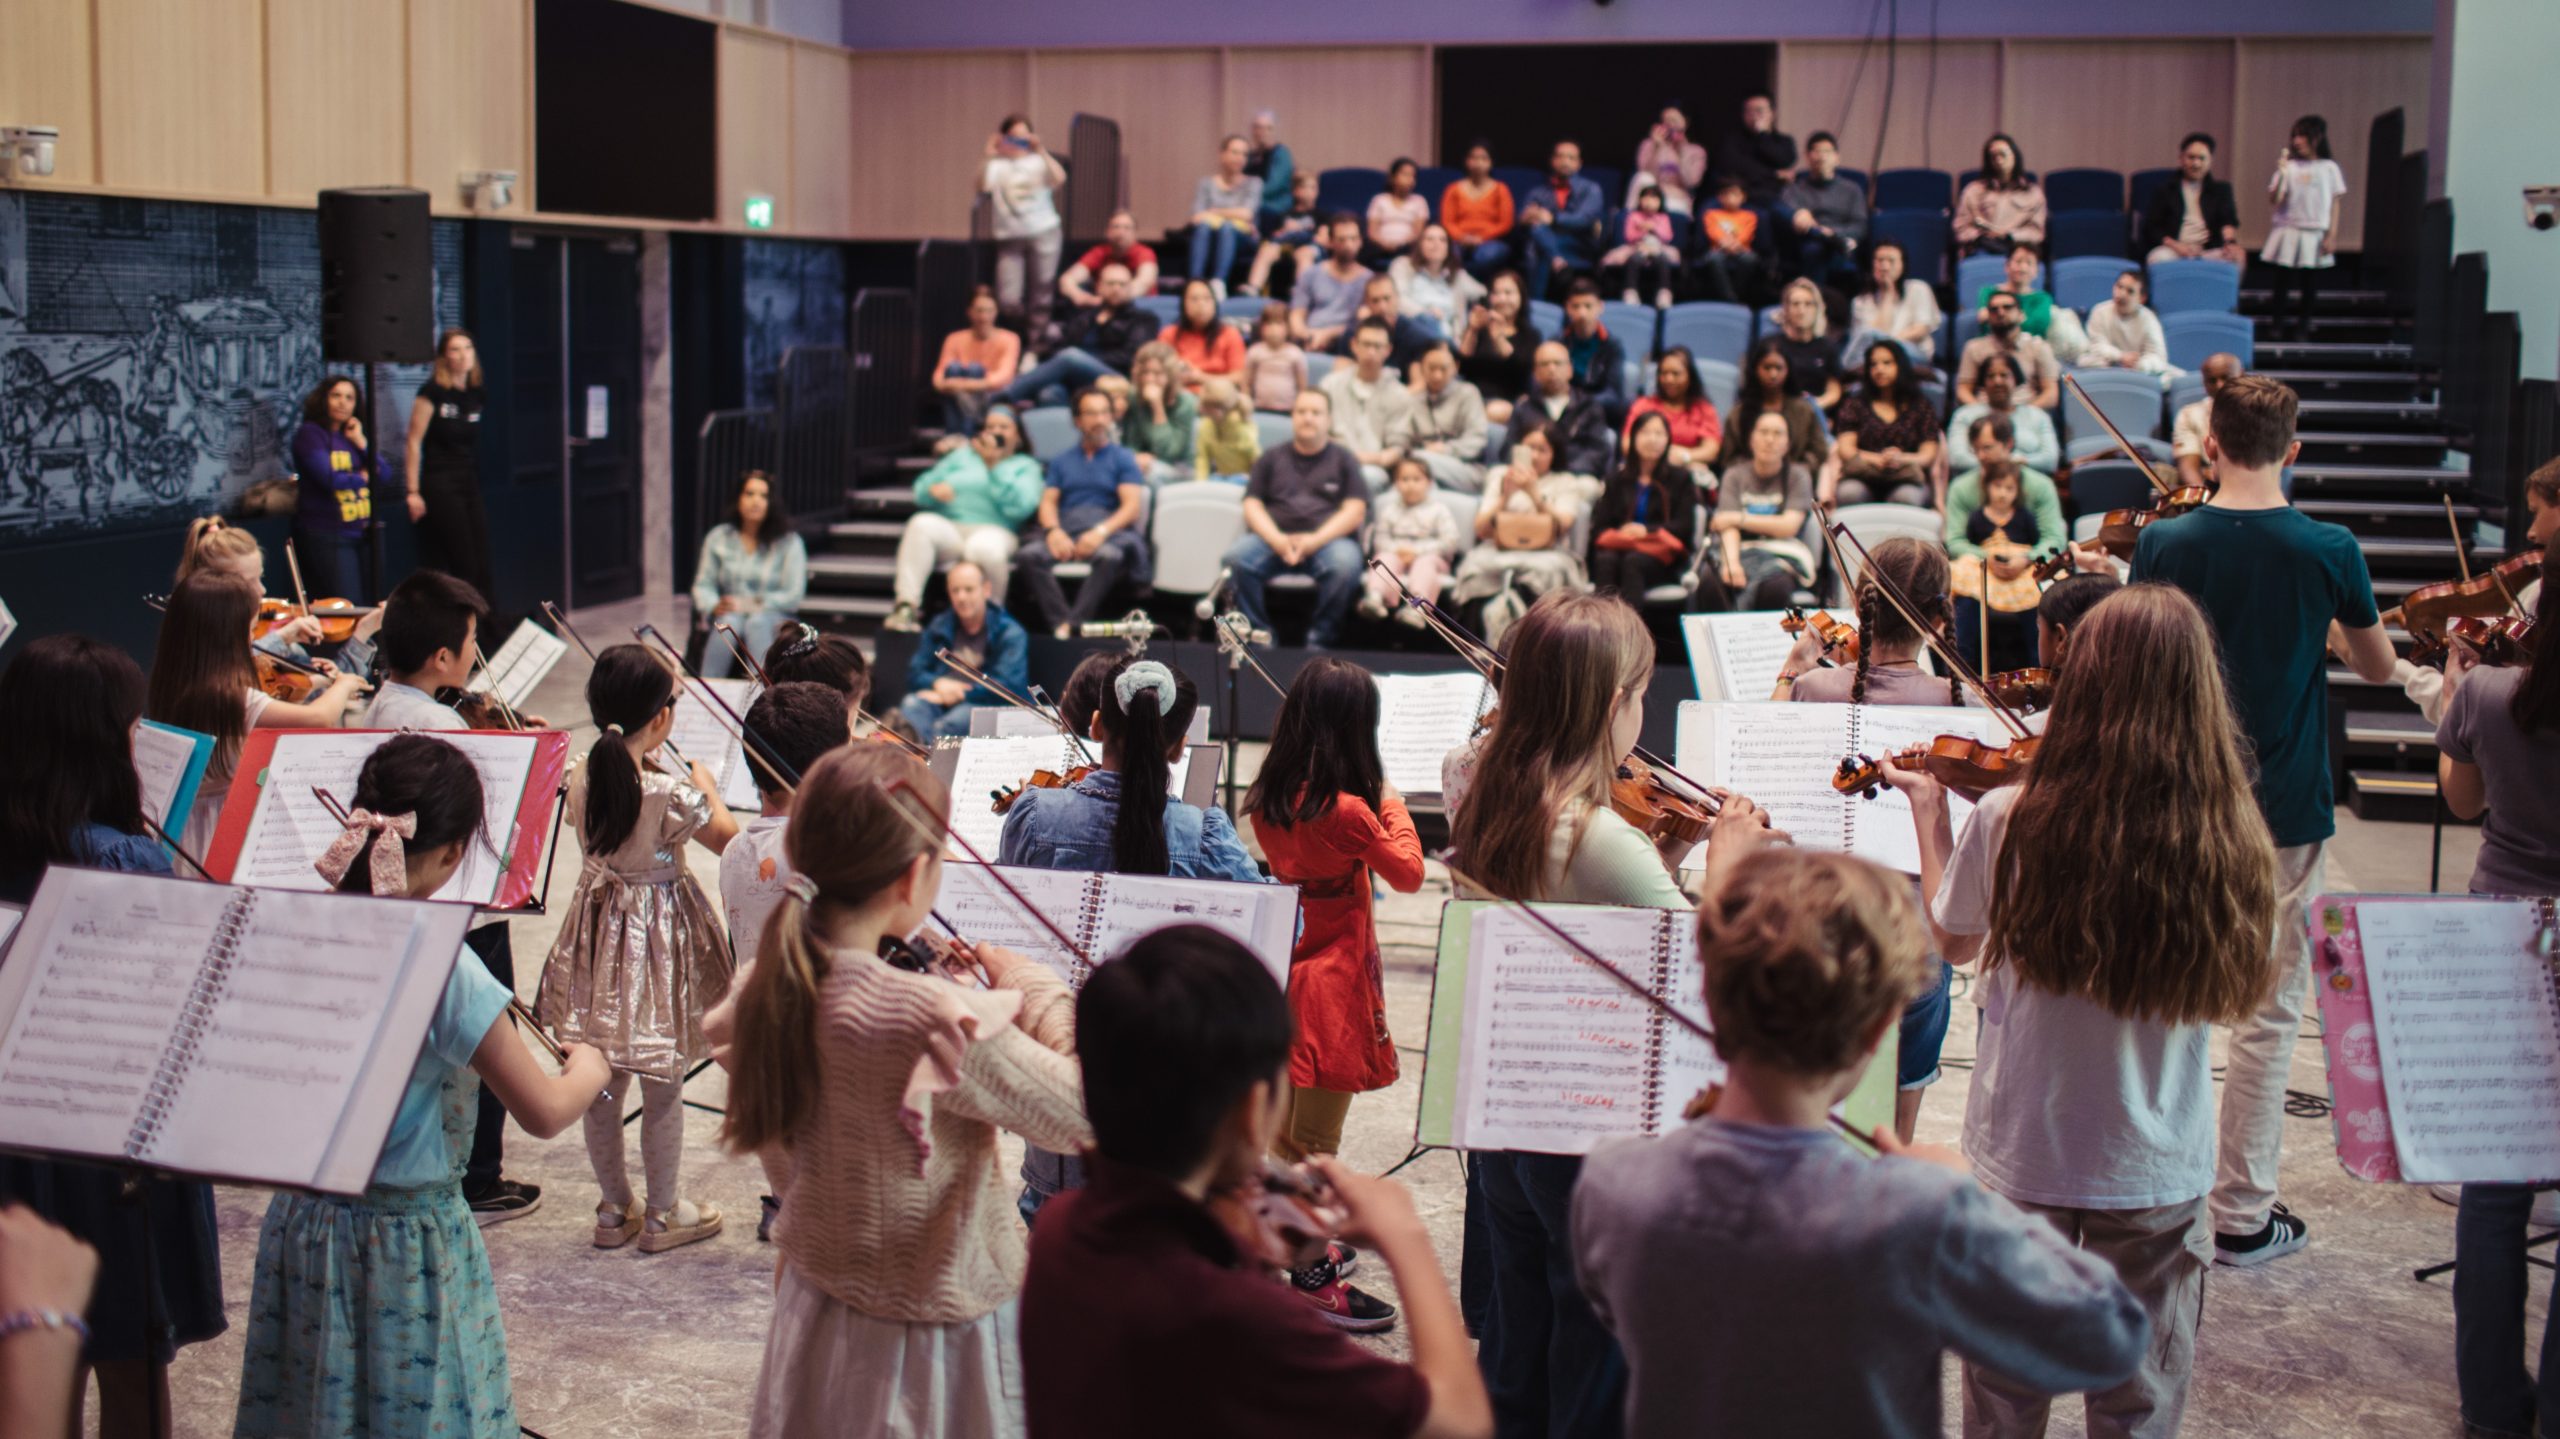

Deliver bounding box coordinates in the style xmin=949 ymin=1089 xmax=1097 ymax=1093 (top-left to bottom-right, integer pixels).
xmin=2213 ymin=1203 xmax=2308 ymax=1267
xmin=465 ymin=1178 xmax=542 ymax=1227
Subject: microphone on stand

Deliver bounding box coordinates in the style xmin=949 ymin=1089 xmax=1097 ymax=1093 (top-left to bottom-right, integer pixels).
xmin=1077 ymin=615 xmax=1164 ymax=641
xmin=1195 ymin=567 xmax=1233 ymax=621
xmin=1214 ymin=610 xmax=1273 ymax=648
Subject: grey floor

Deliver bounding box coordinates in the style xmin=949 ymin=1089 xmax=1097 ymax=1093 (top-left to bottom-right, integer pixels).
xmin=145 ymin=605 xmax=2501 ymax=1436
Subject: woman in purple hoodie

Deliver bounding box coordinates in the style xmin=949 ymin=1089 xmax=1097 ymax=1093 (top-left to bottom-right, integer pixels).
xmin=290 ymin=375 xmax=387 ymax=603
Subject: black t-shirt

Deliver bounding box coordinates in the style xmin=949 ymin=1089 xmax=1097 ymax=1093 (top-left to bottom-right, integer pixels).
xmin=1246 ymin=442 xmax=1360 ymax=533
xmin=416 ymin=381 xmax=482 ymax=477
xmin=1772 ymin=334 xmax=1842 ymax=400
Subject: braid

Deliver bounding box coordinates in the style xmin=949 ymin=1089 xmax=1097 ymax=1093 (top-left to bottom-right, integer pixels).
xmin=1851 ymin=584 xmax=1877 ymax=707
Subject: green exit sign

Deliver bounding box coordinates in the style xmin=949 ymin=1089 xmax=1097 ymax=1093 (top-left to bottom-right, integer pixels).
xmin=744 ymin=194 xmax=775 ymax=230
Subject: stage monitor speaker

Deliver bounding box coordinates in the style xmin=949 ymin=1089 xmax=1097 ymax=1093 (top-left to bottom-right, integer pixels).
xmin=318 ymin=187 xmax=433 ymax=364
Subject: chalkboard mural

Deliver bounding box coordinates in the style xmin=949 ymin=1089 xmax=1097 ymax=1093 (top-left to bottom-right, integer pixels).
xmin=0 ymin=192 xmax=462 ymax=543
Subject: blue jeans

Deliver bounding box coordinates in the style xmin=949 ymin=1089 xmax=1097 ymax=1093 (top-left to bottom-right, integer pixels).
xmin=699 ymin=607 xmax=785 ymax=679
xmin=1001 ymin=347 xmax=1117 ymax=407
xmin=1525 ymin=227 xmax=1597 ymax=300
xmin=1188 ymin=221 xmax=1244 ymax=284
xmin=1221 ymin=533 xmax=1364 ymax=647
xmin=1794 ymin=228 xmax=1858 ymax=287
xmin=2457 ymin=1183 xmax=2560 ymax=1436
xmin=1017 ymin=1147 xmax=1085 ymax=1228
xmin=1458 ymin=238 xmax=1514 ymax=280
xmin=1473 ymin=1151 xmax=1627 ymax=1439
xmin=897 ymin=693 xmax=982 ymax=740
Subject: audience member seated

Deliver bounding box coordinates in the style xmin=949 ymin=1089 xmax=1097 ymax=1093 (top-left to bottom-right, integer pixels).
xmin=1224 ymin=389 xmax=1370 ymax=648
xmin=1120 ymin=343 xmax=1198 ymax=486
xmin=1242 ymin=170 xmax=1322 ymax=299
xmin=1246 ymin=109 xmax=1294 ymax=222
xmin=1693 ymin=176 xmax=1769 ymax=305
xmin=1632 ymin=107 xmax=1708 ymax=214
xmin=1390 ymin=223 xmax=1487 ymax=338
xmin=1291 ymin=216 xmax=1374 ymax=352
xmin=1405 ymin=341 xmax=1492 ymax=493
xmin=1718 ymin=339 xmax=1828 ymax=473
xmin=1955 ymin=291 xmax=2060 ymax=409
xmin=1195 ymin=379 xmax=1261 ymax=482
xmin=1458 ymin=270 xmax=1541 ymax=426
xmin=1361 ymin=455 xmax=1463 ymax=623
xmin=1188 ymin=135 xmax=1261 ymax=293
xmin=1160 ymin=279 xmax=1246 ymax=390
xmin=1953 ymin=132 xmax=2047 ymax=258
xmin=930 ymin=286 xmax=1022 ymax=440
xmin=1244 ymin=303 xmax=1308 ymax=413
xmin=1705 ymin=410 xmax=1818 ymax=611
xmin=1014 ymin=388 xmax=1152 ymax=638
xmin=2141 ymin=131 xmax=2244 ymax=266
xmin=1974 ymin=245 xmax=2086 ymax=364
xmin=2081 ymin=270 xmax=2173 ymax=376
xmin=1364 ymin=158 xmax=1432 ymax=268
xmin=886 ymin=407 xmax=1041 ymax=634
xmin=691 ymin=469 xmax=806 ymax=678
xmin=1442 ymin=141 xmax=1517 ymax=278
xmin=1328 ymin=272 xmax=1438 ymax=372
xmin=1779 ymin=131 xmax=1869 ymax=287
xmin=1588 ymin=411 xmax=1700 ymax=604
xmin=1830 ymin=341 xmax=1943 ymax=508
xmin=1624 ymin=346 xmax=1724 ymax=481
xmin=2172 ymin=352 xmax=2243 ymax=488
xmin=1769 ymin=279 xmax=1845 ymax=410
xmin=1712 ymin=94 xmax=1798 ymax=211
xmin=1600 ymin=185 xmax=1681 ymax=308
xmin=1947 ymin=361 xmax=2060 ymax=477
xmin=1846 ymin=239 xmax=1943 ymax=367
xmin=1520 ymin=140 xmax=1607 ymax=301
xmin=1947 ymin=460 xmax=2049 ymax=670
xmin=1506 ymin=340 xmax=1615 ymax=480
xmin=1945 ymin=452 xmax=2064 ymax=565
xmin=1005 ymin=261 xmax=1150 ymax=405
xmin=1321 ymin=317 xmax=1417 ymax=492
xmin=1059 ymin=210 xmax=1160 ymax=312
xmin=1449 ymin=423 xmax=1598 ymax=645
xmin=1558 ymin=280 xmax=1631 ymax=423
xmin=898 ymin=559 xmax=1027 ymax=739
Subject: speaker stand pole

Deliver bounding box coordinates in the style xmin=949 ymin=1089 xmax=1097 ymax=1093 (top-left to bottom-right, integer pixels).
xmin=366 ymin=360 xmax=388 ymax=605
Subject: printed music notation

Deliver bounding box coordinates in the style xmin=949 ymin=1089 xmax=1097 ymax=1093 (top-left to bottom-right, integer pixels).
xmin=940 ymin=737 xmax=1191 ymax=863
xmin=230 ymin=731 xmax=538 ymax=905
xmin=1371 ymin=672 xmax=1495 ymax=797
xmin=661 ymin=677 xmax=762 ymax=812
xmin=1674 ymin=702 xmax=2003 ymax=873
xmin=930 ymin=864 xmax=1092 ymax=985
xmin=2357 ymin=901 xmax=2560 ymax=1183
xmin=471 ymin=620 xmax=569 ymax=713
xmin=132 ymin=721 xmax=212 ymax=837
xmin=929 ymin=863 xmax=1298 ymax=992
xmin=1680 ymin=611 xmax=1810 ymax=704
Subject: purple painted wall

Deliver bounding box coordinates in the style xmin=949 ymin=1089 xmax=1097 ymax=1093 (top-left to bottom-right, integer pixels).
xmin=841 ymin=0 xmax=2432 ymax=51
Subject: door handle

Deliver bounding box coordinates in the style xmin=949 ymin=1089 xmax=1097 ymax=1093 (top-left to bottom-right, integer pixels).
xmin=567 ymin=436 xmax=592 ymax=447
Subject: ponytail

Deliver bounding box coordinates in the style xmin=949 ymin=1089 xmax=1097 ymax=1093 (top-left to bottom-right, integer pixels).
xmin=1850 ymin=583 xmax=1877 ymax=708
xmin=1100 ymin=658 xmax=1199 ymax=876
xmin=174 ymin=515 xmax=261 ymax=587
xmin=1847 ymin=537 xmax=1953 ymax=706
xmin=581 ymin=645 xmax=675 ymax=856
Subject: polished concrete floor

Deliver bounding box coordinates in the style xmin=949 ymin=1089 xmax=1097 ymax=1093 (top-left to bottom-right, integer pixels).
xmin=140 ymin=615 xmax=2503 ymax=1437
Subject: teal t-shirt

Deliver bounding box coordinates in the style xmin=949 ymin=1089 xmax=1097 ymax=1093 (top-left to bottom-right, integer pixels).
xmin=2132 ymin=504 xmax=2378 ymax=847
xmin=371 ymin=951 xmax=514 ymax=1189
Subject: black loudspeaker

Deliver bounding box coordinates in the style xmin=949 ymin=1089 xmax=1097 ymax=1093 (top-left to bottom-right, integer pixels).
xmin=318 ymin=187 xmax=433 ymax=363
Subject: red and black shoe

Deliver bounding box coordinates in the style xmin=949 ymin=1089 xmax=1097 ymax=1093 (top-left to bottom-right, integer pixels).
xmin=1290 ymin=1252 xmax=1397 ymax=1332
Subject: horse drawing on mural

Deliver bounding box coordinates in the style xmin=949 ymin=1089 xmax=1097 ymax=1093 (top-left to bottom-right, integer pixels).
xmin=0 ymin=349 xmax=125 ymax=527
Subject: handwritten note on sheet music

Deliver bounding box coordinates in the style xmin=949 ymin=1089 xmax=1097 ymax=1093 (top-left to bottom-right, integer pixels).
xmin=1372 ymin=673 xmax=1494 ymax=797
xmin=942 ymin=738 xmax=1190 ymax=861
xmin=470 ymin=621 xmax=569 ymax=712
xmin=1088 ymin=875 xmax=1296 ymax=988
xmin=1455 ymin=906 xmax=1690 ymax=1155
xmin=1681 ymin=613 xmax=1817 ymax=704
xmin=132 ymin=721 xmax=212 ymax=835
xmin=232 ymin=732 xmax=537 ymax=904
xmin=930 ymin=864 xmax=1093 ymax=985
xmin=2358 ymin=900 xmax=2560 ymax=1184
xmin=663 ymin=679 xmax=762 ymax=812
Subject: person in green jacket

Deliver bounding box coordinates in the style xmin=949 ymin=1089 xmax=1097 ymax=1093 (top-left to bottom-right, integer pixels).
xmin=885 ymin=406 xmax=1045 ymax=633
xmin=1117 ymin=342 xmax=1198 ymax=485
xmin=1972 ymin=245 xmax=2087 ymax=361
xmin=1942 ymin=412 xmax=2067 ymax=562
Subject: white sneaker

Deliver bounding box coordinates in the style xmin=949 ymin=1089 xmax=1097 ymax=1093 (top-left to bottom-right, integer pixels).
xmin=1622 ymin=288 xmax=1641 ymax=305
xmin=1655 ymin=288 xmax=1675 ymax=308
xmin=1211 ymin=279 xmax=1228 ymax=302
xmin=883 ymin=601 xmax=921 ymax=633
xmin=1357 ymin=593 xmax=1388 ymax=620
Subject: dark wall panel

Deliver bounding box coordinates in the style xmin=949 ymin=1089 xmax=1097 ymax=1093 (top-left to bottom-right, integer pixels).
xmin=533 ymin=0 xmax=718 ymax=223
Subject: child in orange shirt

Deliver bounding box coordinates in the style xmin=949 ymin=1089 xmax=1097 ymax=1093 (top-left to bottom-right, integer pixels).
xmin=1696 ymin=177 xmax=1764 ymax=305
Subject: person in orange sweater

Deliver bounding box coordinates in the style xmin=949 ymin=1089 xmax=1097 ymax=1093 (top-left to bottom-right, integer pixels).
xmin=1442 ymin=140 xmax=1517 ymax=280
xmin=1694 ymin=176 xmax=1766 ymax=304
xmin=932 ymin=286 xmax=1023 ymax=438
xmin=1159 ymin=278 xmax=1247 ymax=391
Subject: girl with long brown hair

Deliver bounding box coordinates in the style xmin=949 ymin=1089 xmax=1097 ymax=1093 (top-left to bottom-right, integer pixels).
xmin=715 ymin=745 xmax=1085 ymax=1437
xmin=1886 ymin=583 xmax=2277 ymax=1437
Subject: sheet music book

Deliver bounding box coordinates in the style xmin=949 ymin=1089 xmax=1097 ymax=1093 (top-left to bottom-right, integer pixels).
xmin=1674 ymin=701 xmax=2011 ymax=874
xmin=467 ymin=620 xmax=569 ymax=713
xmin=925 ymin=862 xmax=1297 ymax=989
xmin=132 ymin=721 xmax=214 ymax=853
xmin=1413 ymin=900 xmax=1896 ymax=1155
xmin=661 ymin=678 xmax=763 ymax=813
xmin=2313 ymin=894 xmax=2560 ymax=1185
xmin=1372 ymin=672 xmax=1495 ymax=800
xmin=976 ymin=706 xmax=1206 ymax=745
xmin=204 ymin=730 xmax=569 ymax=910
xmin=0 ymin=867 xmax=478 ymax=1195
xmin=937 ymin=736 xmax=1196 ymax=862
xmin=1681 ymin=612 xmax=1852 ymax=703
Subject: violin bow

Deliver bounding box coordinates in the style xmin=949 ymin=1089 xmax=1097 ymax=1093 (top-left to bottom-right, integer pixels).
xmin=877 ymin=775 xmax=1094 ymax=980
xmin=540 ymin=601 xmax=599 ymax=662
xmin=284 ymin=542 xmax=313 ymax=614
xmin=1210 ymin=611 xmax=1290 ymax=702
xmin=2059 ymin=373 xmax=2174 ymax=499
xmin=633 ymin=623 xmax=800 ymax=796
xmin=140 ymin=815 xmax=216 ymax=882
xmin=467 ymin=649 xmax=528 ymax=731
xmin=2444 ymin=496 xmax=2473 ymax=585
xmin=1816 ymin=508 xmax=2031 ymax=742
xmin=712 ymin=622 xmax=772 ymax=686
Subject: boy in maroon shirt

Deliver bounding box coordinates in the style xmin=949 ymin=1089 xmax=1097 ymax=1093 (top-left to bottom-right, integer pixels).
xmin=1020 ymin=925 xmax=1490 ymax=1439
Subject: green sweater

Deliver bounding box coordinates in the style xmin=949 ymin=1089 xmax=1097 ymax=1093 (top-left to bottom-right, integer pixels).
xmin=1942 ymin=465 xmax=2067 ymax=561
xmin=1122 ymin=390 xmax=1198 ymax=467
xmin=912 ymin=447 xmax=1045 ymax=530
xmin=1974 ymin=284 xmax=2055 ymax=338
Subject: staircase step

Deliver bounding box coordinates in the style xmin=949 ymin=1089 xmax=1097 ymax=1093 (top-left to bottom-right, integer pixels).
xmin=2342 ymin=707 xmax=2436 ymax=750
xmin=799 ymin=593 xmax=897 ymax=620
xmin=2292 ymin=432 xmax=2450 ymax=466
xmin=2295 ymin=397 xmax=2440 ymax=430
xmin=2295 ymin=497 xmax=2478 ymax=523
xmin=2239 ymin=286 xmax=2397 ymax=311
xmin=2288 ymin=460 xmax=2469 ymax=495
xmin=2254 ymin=339 xmax=2414 ymax=370
xmin=2356 ymin=535 xmax=2467 ymax=565
xmin=807 ymin=553 xmax=899 ymax=584
xmin=892 ymin=455 xmax=935 ymax=474
xmin=827 ymin=518 xmax=909 ymax=542
xmin=2260 ymin=369 xmax=2426 ymax=402
xmin=2345 ymin=768 xmax=2445 ymax=823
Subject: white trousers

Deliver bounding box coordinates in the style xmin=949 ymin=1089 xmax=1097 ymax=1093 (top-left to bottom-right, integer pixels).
xmin=894 ymin=516 xmax=1021 ymax=606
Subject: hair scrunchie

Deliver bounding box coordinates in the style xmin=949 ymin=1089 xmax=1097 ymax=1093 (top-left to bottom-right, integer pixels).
xmin=314 ymin=809 xmax=419 ymax=896
xmin=604 ymin=722 xmax=625 ymax=736
xmin=1114 ymin=660 xmax=1177 ymax=715
xmin=783 ymin=873 xmax=819 ymax=903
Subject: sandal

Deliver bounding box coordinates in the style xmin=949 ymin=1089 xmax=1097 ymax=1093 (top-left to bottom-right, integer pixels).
xmin=637 ymin=1200 xmax=724 ymax=1254
xmin=592 ymin=1199 xmax=643 ymax=1250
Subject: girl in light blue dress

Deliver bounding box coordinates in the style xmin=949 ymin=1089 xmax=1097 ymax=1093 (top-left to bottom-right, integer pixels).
xmin=233 ymin=735 xmax=612 ymax=1438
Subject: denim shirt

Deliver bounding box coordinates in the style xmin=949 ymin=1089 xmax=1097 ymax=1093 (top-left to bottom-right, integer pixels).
xmin=689 ymin=522 xmax=809 ymax=619
xmin=996 ymin=768 xmax=1263 ymax=885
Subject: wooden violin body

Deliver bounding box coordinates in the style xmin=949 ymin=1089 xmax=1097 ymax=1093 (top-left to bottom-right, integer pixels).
xmin=253 ymin=595 xmax=374 ymax=645
xmin=1833 ymin=733 xmax=2041 ymax=804
xmin=1612 ymin=759 xmax=1716 ymax=846
xmin=437 ymin=686 xmax=524 ymax=730
xmin=2422 ymin=614 xmax=2538 ymax=668
xmin=1780 ymin=607 xmax=1861 ymax=664
xmin=2094 ymin=486 xmax=2210 ymax=560
xmin=1983 ymin=667 xmax=2053 ymax=712
xmin=254 ymin=651 xmax=322 ymax=703
xmin=990 ymin=765 xmax=1096 ymax=815
xmin=2386 ymin=549 xmax=2541 ymax=648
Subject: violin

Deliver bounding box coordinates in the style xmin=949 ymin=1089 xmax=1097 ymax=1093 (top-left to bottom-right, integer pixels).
xmin=252 ymin=595 xmax=375 ymax=646
xmin=1779 ymin=607 xmax=1861 ymax=664
xmin=2092 ymin=484 xmax=2211 ymax=561
xmin=989 ymin=765 xmax=1097 ymax=815
xmin=2419 ymin=614 xmax=2538 ymax=669
xmin=2385 ymin=549 xmax=2542 ymax=648
xmin=1983 ymin=667 xmax=2053 ymax=712
xmin=1612 ymin=759 xmax=1717 ymax=847
xmin=436 ymin=686 xmax=527 ymax=731
xmin=254 ymin=649 xmax=330 ymax=703
xmin=1213 ymin=1160 xmax=1347 ymax=1274
xmin=1832 ymin=732 xmax=2042 ymax=804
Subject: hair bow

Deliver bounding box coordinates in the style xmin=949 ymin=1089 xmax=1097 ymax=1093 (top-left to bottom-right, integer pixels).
xmin=314 ymin=809 xmax=419 ymax=895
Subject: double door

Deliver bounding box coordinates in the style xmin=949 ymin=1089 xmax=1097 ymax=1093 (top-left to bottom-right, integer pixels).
xmin=509 ymin=232 xmax=642 ymax=608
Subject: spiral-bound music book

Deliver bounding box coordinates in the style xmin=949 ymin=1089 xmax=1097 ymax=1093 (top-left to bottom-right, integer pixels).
xmin=1414 ymin=900 xmax=1898 ymax=1155
xmin=930 ymin=738 xmax=1216 ymax=862
xmin=2314 ymin=894 xmax=2560 ymax=1185
xmin=924 ymin=862 xmax=1298 ymax=990
xmin=663 ymin=677 xmax=763 ymax=812
xmin=131 ymin=720 xmax=214 ymax=853
xmin=0 ymin=867 xmax=478 ymax=1195
xmin=1675 ymin=700 xmax=2013 ymax=874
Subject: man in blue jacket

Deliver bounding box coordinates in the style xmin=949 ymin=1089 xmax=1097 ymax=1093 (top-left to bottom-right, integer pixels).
xmin=1521 ymin=140 xmax=1604 ymax=301
xmin=898 ymin=559 xmax=1029 ymax=739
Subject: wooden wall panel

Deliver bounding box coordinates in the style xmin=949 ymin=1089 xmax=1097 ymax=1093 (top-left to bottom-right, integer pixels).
xmin=790 ymin=44 xmax=856 ymax=237
xmin=408 ymin=0 xmax=527 ymax=216
xmin=95 ymin=0 xmax=266 ymax=196
xmin=2233 ymin=36 xmax=2430 ymax=250
xmin=0 ymin=0 xmax=98 ymax=186
xmin=1225 ymin=48 xmax=1431 ymax=181
xmin=2001 ymin=41 xmax=2233 ymax=182
xmin=1030 ymin=49 xmax=1221 ymax=235
xmin=718 ymin=29 xmax=794 ymax=231
xmin=1775 ymin=41 xmax=2001 ymax=178
xmin=844 ymin=51 xmax=1028 ymax=238
xmin=267 ymin=0 xmax=407 ymax=203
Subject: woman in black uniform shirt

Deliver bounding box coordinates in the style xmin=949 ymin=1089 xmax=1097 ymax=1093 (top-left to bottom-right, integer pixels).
xmin=404 ymin=327 xmax=494 ymax=605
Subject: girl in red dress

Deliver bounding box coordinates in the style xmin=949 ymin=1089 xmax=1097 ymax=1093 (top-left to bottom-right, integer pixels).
xmin=1243 ymin=656 xmax=1426 ymax=1160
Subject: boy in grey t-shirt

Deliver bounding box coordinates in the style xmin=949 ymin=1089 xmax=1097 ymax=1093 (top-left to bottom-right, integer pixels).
xmin=1572 ymin=845 xmax=2146 ymax=1439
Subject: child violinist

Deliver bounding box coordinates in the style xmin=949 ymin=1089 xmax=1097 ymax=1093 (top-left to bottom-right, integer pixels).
xmin=175 ymin=515 xmax=386 ymax=671
xmin=537 ymin=644 xmax=739 ymax=1254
